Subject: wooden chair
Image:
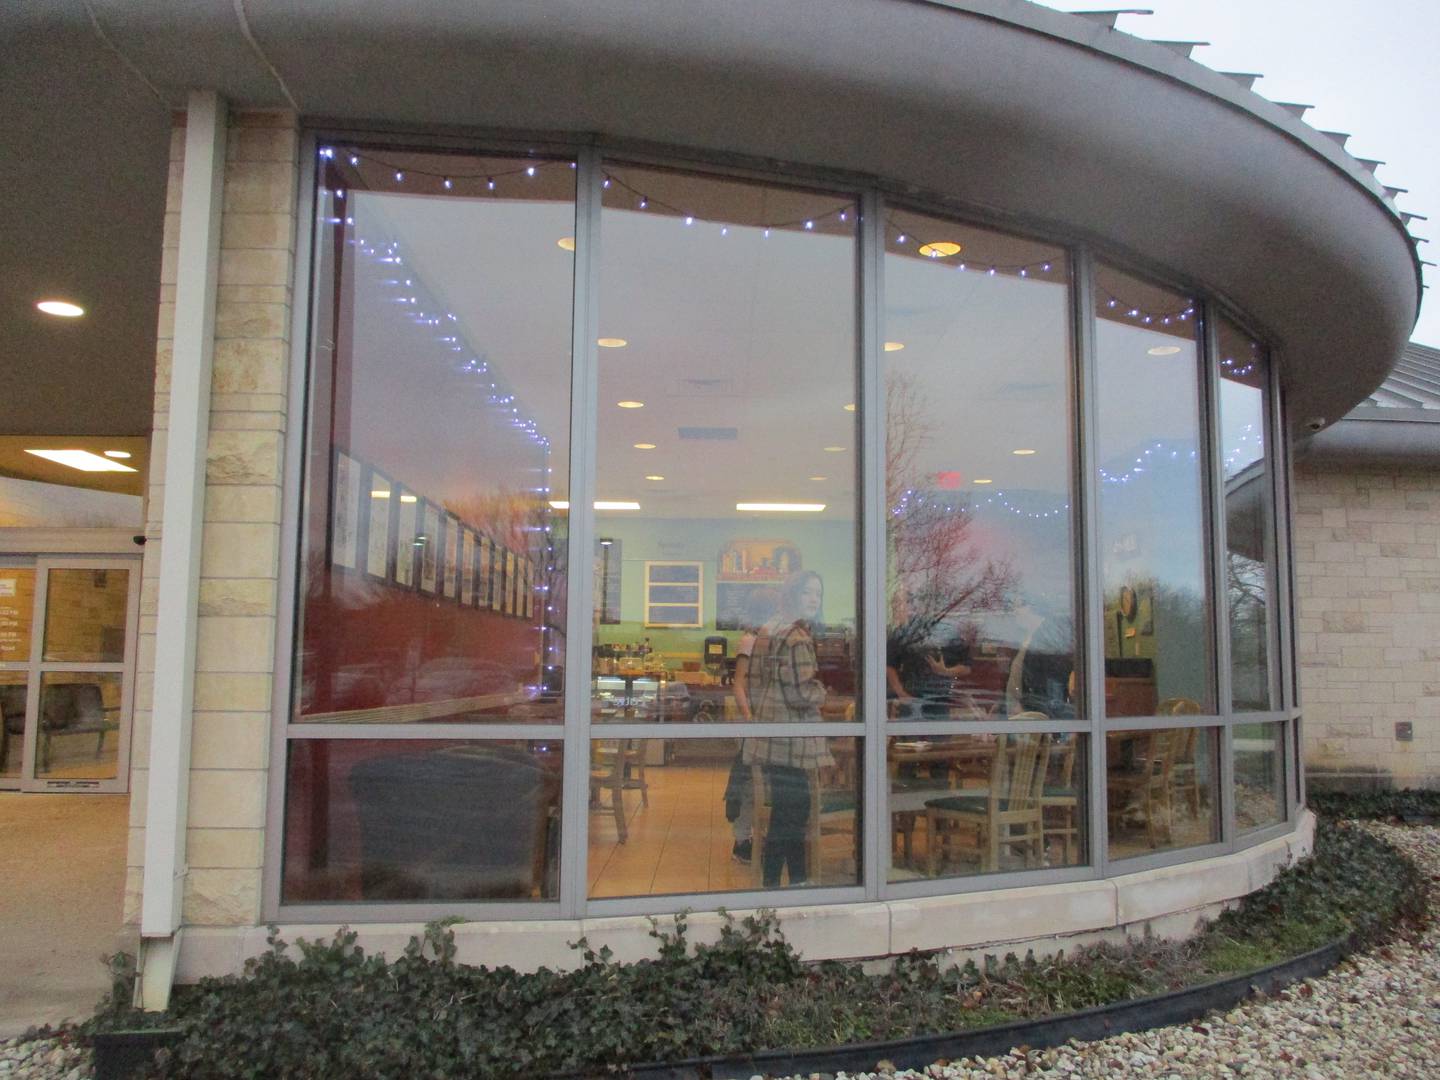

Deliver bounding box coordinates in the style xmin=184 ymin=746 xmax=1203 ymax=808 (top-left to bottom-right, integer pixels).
xmin=924 ymin=733 xmax=1050 ymax=874
xmin=1157 ymin=699 xmax=1204 ymax=819
xmin=589 ymin=740 xmax=649 ymax=844
xmin=1041 ymin=737 xmax=1080 ymax=866
xmin=1107 ymin=729 xmax=1180 ymax=847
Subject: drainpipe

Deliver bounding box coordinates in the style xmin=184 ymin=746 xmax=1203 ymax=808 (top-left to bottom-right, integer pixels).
xmin=136 ymin=89 xmax=227 ymax=1011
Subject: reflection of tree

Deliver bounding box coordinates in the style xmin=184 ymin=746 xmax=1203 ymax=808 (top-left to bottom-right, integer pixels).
xmin=887 ymin=372 xmax=1017 ymax=651
xmin=1227 ymin=550 xmax=1268 ymax=708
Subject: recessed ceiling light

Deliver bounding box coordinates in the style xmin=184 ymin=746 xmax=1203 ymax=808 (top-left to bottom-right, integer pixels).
xmin=617 ymin=400 xmax=645 ymax=408
xmin=973 ymin=478 xmax=993 ymax=485
xmin=644 ymin=474 xmax=665 ymax=481
xmin=736 ymin=502 xmax=827 ymax=512
xmin=598 ymin=337 xmax=628 ymax=348
xmin=823 ymin=446 xmax=846 ymax=452
xmin=809 ymin=475 xmax=827 ymax=481
xmin=633 ymin=442 xmax=657 ymax=450
xmin=400 ymin=494 xmax=418 ymax=503
xmin=843 ymin=403 xmax=856 ymax=412
xmin=102 ymin=449 xmax=132 ymax=459
xmin=884 ymin=341 xmax=905 ymax=352
xmin=1147 ymin=345 xmax=1183 ymax=356
xmin=370 ymin=489 xmax=391 ymax=498
xmin=595 ymin=501 xmax=641 ymax=511
xmin=1012 ymin=448 xmax=1037 ymax=456
xmin=36 ymin=299 xmax=84 ymax=318
xmin=557 ymin=236 xmax=576 ymax=251
xmin=24 ymin=448 xmax=135 ymax=472
xmin=550 ymin=500 xmax=570 ymax=510
xmin=918 ymin=241 xmax=962 ymax=258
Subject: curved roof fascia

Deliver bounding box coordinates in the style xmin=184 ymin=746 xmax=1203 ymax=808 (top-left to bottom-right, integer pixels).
xmin=13 ymin=0 xmax=1422 ymax=436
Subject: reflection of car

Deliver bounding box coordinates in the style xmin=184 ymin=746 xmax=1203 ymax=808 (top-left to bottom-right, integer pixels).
xmin=405 ymin=657 xmax=516 ymax=703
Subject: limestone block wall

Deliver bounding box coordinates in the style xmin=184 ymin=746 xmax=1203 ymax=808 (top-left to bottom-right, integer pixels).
xmin=125 ymin=110 xmax=299 ymax=928
xmin=1293 ymin=461 xmax=1440 ymax=791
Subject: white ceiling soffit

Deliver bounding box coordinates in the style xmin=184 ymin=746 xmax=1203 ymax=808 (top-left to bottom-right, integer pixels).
xmin=0 ymin=0 xmax=1421 ymax=440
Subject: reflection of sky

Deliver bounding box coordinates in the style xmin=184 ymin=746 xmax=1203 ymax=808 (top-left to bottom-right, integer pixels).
xmin=344 ymin=194 xmax=568 ymax=509
xmin=1095 ymin=320 xmax=1206 ymax=596
xmin=1219 ymin=377 xmax=1265 ymax=479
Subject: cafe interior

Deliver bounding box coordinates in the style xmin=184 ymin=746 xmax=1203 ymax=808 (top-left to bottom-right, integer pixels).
xmin=279 ymin=147 xmax=1289 ymax=908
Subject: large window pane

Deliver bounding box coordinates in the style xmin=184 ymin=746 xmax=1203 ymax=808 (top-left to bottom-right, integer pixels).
xmin=35 ymin=672 xmax=122 ymax=781
xmin=296 ymin=150 xmax=574 ymax=723
xmin=0 ymin=673 xmax=28 ymax=779
xmin=588 ymin=737 xmax=859 ymax=897
xmin=889 ymin=732 xmax=1087 ymax=881
xmin=591 ymin=166 xmax=859 ymax=722
xmin=1106 ymin=726 xmax=1218 ymax=859
xmin=282 ymin=739 xmax=562 ymax=902
xmin=884 ymin=212 xmax=1077 ymax=721
xmin=1218 ymin=319 xmax=1275 ymax=711
xmin=1095 ymin=267 xmax=1212 ymax=716
xmin=1235 ymin=721 xmax=1286 ymax=831
xmin=0 ymin=567 xmax=36 ymax=663
xmin=43 ymin=568 xmax=128 ymax=663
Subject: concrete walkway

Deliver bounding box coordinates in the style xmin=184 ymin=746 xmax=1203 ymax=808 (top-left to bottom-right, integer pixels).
xmin=0 ymin=794 xmax=129 ymax=1037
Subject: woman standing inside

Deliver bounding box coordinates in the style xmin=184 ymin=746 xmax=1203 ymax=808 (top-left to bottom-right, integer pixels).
xmin=743 ymin=570 xmax=833 ymax=887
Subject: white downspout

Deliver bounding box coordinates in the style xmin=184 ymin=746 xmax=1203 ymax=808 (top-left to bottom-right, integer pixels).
xmin=136 ymin=88 xmax=227 ymax=1011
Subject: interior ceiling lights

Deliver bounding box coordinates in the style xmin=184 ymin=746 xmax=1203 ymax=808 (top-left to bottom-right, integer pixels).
xmin=883 ymin=342 xmax=905 ymax=352
xmin=24 ymin=448 xmax=136 ymax=472
xmin=597 ymin=338 xmax=627 ymax=348
xmin=617 ymin=400 xmax=645 ymax=408
xmin=36 ymin=299 xmax=84 ymax=317
xmin=918 ymin=241 xmax=962 ymax=258
xmin=736 ymin=502 xmax=826 ymax=512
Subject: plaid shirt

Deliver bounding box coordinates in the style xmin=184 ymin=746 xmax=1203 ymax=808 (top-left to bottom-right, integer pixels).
xmin=740 ymin=618 xmax=835 ymax=770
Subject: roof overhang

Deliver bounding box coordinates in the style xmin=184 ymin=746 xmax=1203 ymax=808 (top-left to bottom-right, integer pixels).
xmin=1 ymin=0 xmax=1422 ymax=441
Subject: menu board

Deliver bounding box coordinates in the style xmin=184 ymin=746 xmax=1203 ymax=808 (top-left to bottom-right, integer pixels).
xmin=0 ymin=569 xmax=35 ymax=662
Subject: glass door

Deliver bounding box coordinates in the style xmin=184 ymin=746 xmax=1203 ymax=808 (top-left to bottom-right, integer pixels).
xmin=2 ymin=557 xmax=140 ymax=793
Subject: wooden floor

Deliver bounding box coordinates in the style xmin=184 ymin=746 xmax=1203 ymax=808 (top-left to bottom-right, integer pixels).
xmin=588 ymin=763 xmax=761 ymax=897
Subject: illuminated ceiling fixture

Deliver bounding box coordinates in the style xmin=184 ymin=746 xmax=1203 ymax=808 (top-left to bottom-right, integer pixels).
xmin=598 ymin=337 xmax=628 ymax=348
xmin=918 ymin=241 xmax=962 ymax=259
xmin=399 ymin=494 xmax=418 ymax=503
xmin=644 ymin=474 xmax=665 ymax=481
xmin=557 ymin=236 xmax=576 ymax=251
xmin=809 ymin=475 xmax=827 ymax=481
xmin=973 ymin=478 xmax=993 ymax=485
xmin=547 ymin=501 xmax=645 ymax=513
xmin=617 ymin=400 xmax=645 ymax=408
xmin=102 ymin=450 xmax=132 ymax=459
xmin=24 ymin=448 xmax=136 ymax=472
xmin=633 ymin=442 xmax=656 ymax=450
xmin=843 ymin=403 xmax=856 ymax=412
xmin=1012 ymin=448 xmax=1037 ymax=456
xmin=36 ymin=299 xmax=84 ymax=317
xmin=883 ymin=341 xmax=905 ymax=352
xmin=736 ymin=502 xmax=826 ymax=512
xmin=823 ymin=445 xmax=846 ymax=452
xmin=1147 ymin=345 xmax=1183 ymax=356
xmin=370 ymin=489 xmax=391 ymax=498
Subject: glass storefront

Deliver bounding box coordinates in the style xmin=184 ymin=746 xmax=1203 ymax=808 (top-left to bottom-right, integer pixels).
xmin=280 ymin=141 xmax=1298 ymax=913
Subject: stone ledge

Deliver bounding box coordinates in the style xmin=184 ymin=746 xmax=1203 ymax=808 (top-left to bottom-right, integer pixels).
xmin=174 ymin=812 xmax=1313 ymax=982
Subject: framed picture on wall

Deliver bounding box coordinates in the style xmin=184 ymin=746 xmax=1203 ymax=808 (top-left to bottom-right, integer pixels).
xmin=395 ymin=486 xmax=418 ymax=587
xmin=330 ymin=449 xmax=361 ymax=570
xmin=443 ymin=513 xmax=461 ymax=601
xmin=365 ymin=470 xmax=393 ymax=581
xmin=461 ymin=530 xmax=476 ymax=606
xmin=420 ymin=502 xmax=439 ymax=594
xmin=478 ymin=535 xmax=492 ymax=608
xmin=505 ymin=550 xmax=518 ymax=615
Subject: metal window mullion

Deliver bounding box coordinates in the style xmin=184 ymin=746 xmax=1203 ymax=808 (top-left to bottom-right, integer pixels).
xmin=1269 ymin=353 xmax=1301 ymax=818
xmin=1203 ymin=305 xmax=1236 ymax=848
xmin=1260 ymin=355 xmax=1283 ymax=715
xmin=558 ymin=148 xmax=603 ymax=920
xmin=1073 ymin=248 xmax=1107 ymax=875
xmin=860 ymin=189 xmax=886 ymax=902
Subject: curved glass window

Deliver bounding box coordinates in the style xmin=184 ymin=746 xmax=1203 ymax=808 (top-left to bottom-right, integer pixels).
xmin=1094 ymin=266 xmax=1213 ymax=717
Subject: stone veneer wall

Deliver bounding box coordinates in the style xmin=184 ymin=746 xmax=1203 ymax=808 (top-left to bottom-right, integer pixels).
xmin=125 ymin=110 xmax=300 ymax=929
xmin=1293 ymin=460 xmax=1440 ymax=791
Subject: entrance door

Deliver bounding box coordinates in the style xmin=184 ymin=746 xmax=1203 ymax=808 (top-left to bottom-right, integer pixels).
xmin=0 ymin=558 xmax=139 ymax=793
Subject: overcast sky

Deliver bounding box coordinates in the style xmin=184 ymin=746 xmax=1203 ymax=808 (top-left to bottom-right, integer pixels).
xmin=1038 ymin=0 xmax=1438 ymax=348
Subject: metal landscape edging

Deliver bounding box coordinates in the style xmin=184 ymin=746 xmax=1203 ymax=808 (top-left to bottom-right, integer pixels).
xmin=609 ymin=938 xmax=1350 ymax=1080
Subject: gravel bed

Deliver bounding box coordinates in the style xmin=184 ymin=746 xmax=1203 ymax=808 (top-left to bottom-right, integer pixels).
xmin=781 ymin=823 xmax=1440 ymax=1080
xmin=0 ymin=1031 xmax=90 ymax=1080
